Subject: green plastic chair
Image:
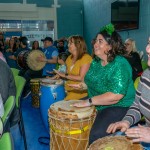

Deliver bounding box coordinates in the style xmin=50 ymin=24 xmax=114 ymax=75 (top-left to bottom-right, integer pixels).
xmin=141 ymin=61 xmax=148 ymax=70
xmin=0 ymin=118 xmax=3 ymax=137
xmin=11 ymin=68 xmax=20 ymax=77
xmin=14 ymin=75 xmax=27 ymax=150
xmin=134 ymin=76 xmax=140 ymax=90
xmin=2 ymin=96 xmax=15 ymax=129
xmin=15 ymin=76 xmax=26 ymax=108
xmin=0 ymin=118 xmax=14 ymax=150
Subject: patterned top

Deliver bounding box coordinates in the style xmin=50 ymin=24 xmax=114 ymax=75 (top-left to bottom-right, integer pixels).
xmin=65 ymin=54 xmax=92 ymax=100
xmin=58 ymin=64 xmax=66 ymax=73
xmin=84 ymin=56 xmax=135 ymax=111
xmin=123 ymin=68 xmax=150 ymax=127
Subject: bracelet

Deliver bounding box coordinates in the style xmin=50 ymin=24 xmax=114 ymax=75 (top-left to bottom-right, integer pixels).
xmin=88 ymin=98 xmax=93 ymax=106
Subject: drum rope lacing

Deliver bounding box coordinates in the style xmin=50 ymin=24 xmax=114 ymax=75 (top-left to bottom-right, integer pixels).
xmin=49 ymin=113 xmax=96 ymax=135
xmin=49 ymin=103 xmax=97 ymax=150
xmin=50 ymin=117 xmax=94 ymax=150
xmin=50 ymin=124 xmax=90 ymax=135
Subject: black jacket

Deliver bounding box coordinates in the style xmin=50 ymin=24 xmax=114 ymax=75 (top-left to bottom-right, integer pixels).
xmin=0 ymin=59 xmax=16 ymax=104
xmin=126 ymin=52 xmax=143 ymax=81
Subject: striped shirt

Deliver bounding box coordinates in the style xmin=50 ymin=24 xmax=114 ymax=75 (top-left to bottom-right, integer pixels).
xmin=123 ymin=68 xmax=150 ymax=127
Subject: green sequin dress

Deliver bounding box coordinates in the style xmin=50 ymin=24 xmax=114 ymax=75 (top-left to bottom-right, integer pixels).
xmin=84 ymin=56 xmax=135 ymax=111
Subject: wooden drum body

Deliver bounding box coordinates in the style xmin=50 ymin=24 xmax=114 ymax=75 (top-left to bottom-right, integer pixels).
xmin=48 ymin=100 xmax=96 ymax=150
xmin=30 ymin=78 xmax=40 ymax=108
xmin=17 ymin=49 xmax=46 ymax=71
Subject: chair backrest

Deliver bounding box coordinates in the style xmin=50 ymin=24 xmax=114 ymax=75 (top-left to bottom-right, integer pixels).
xmin=134 ymin=76 xmax=140 ymax=90
xmin=2 ymin=96 xmax=15 ymax=128
xmin=15 ymin=76 xmax=26 ymax=108
xmin=11 ymin=68 xmax=20 ymax=77
xmin=0 ymin=117 xmax=14 ymax=150
xmin=141 ymin=61 xmax=148 ymax=70
xmin=0 ymin=118 xmax=3 ymax=138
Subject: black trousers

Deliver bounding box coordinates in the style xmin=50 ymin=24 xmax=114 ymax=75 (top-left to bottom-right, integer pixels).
xmin=89 ymin=106 xmax=129 ymax=145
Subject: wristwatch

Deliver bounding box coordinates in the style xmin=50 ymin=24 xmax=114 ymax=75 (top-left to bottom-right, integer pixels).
xmin=88 ymin=98 xmax=93 ymax=106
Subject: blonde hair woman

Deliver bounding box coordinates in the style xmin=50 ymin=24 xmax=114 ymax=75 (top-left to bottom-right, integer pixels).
xmin=54 ymin=35 xmax=92 ymax=100
xmin=125 ymin=38 xmax=143 ymax=81
xmin=125 ymin=38 xmax=137 ymax=53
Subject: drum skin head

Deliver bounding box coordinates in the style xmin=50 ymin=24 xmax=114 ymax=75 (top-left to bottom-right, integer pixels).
xmin=27 ymin=49 xmax=46 ymax=71
xmin=40 ymin=78 xmax=63 ymax=86
xmin=89 ymin=136 xmax=143 ymax=150
xmin=49 ymin=100 xmax=96 ymax=119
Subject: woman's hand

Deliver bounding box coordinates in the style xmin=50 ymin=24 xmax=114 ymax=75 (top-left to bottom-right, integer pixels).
xmin=53 ymin=69 xmax=66 ymax=78
xmin=68 ymin=83 xmax=82 ymax=89
xmin=106 ymin=120 xmax=130 ymax=133
xmin=73 ymin=100 xmax=91 ymax=107
xmin=68 ymin=82 xmax=87 ymax=90
xmin=125 ymin=124 xmax=150 ymax=143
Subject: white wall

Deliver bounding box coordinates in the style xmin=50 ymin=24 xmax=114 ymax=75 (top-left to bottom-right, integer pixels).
xmin=0 ymin=4 xmax=55 ymax=20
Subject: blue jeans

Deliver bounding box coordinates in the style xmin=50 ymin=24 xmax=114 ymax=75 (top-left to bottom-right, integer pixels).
xmin=142 ymin=143 xmax=150 ymax=150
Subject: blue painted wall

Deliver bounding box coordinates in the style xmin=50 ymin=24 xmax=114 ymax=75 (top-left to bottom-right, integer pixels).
xmin=83 ymin=0 xmax=150 ymax=60
xmin=57 ymin=0 xmax=83 ymax=39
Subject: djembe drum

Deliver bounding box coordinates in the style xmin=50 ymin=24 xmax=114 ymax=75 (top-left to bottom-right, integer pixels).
xmin=17 ymin=49 xmax=46 ymax=71
xmin=40 ymin=78 xmax=65 ymax=132
xmin=30 ymin=78 xmax=41 ymax=108
xmin=89 ymin=136 xmax=143 ymax=150
xmin=48 ymin=100 xmax=96 ymax=150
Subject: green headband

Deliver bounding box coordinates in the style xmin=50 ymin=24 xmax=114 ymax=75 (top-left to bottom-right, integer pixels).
xmin=100 ymin=23 xmax=115 ymax=36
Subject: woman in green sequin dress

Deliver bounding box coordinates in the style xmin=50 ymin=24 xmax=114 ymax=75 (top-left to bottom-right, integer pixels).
xmin=70 ymin=24 xmax=136 ymax=144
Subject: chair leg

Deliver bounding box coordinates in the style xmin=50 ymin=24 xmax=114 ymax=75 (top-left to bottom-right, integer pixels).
xmin=18 ymin=121 xmax=22 ymax=135
xmin=19 ymin=111 xmax=28 ymax=150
